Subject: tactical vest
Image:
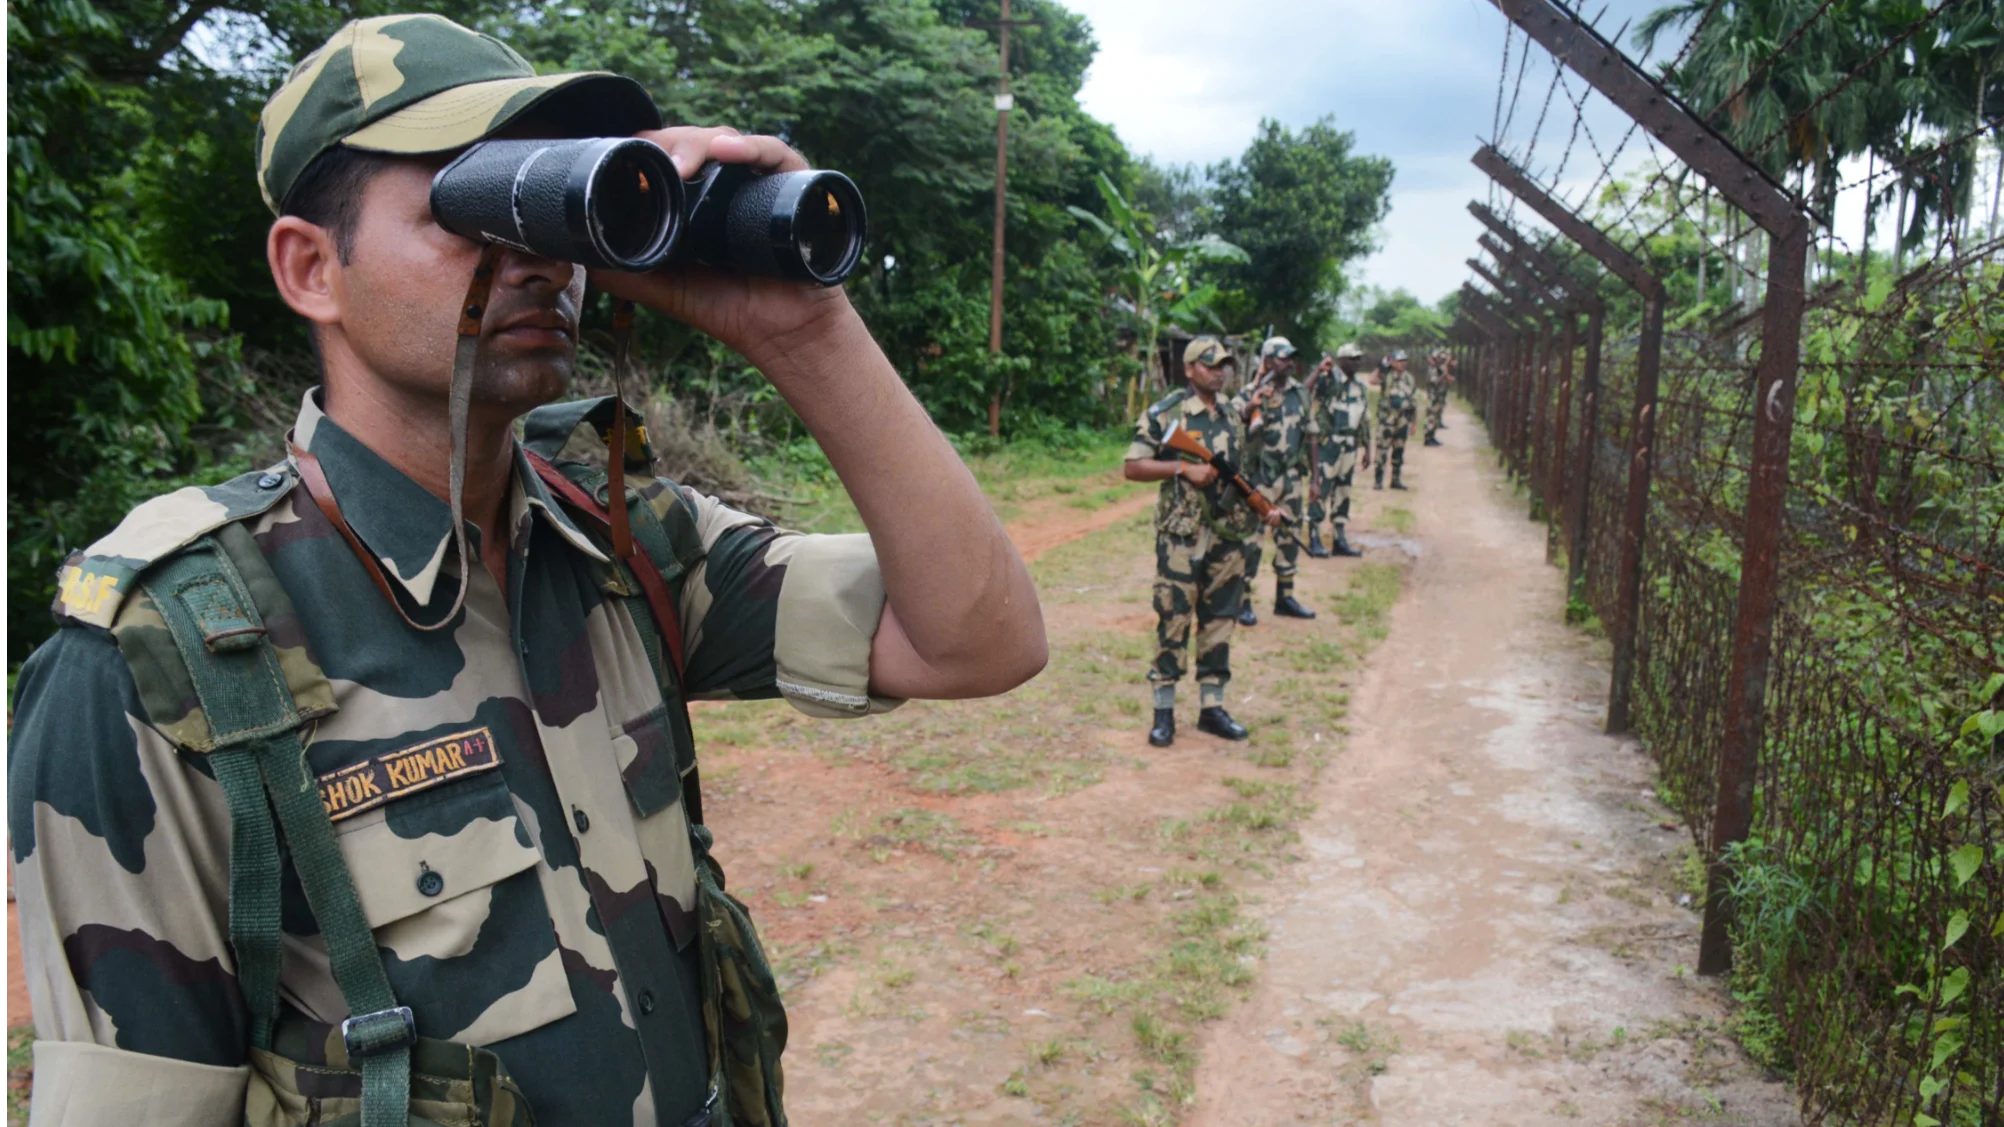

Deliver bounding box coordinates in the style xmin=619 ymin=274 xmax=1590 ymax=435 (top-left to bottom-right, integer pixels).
xmin=83 ymin=400 xmax=787 ymax=1127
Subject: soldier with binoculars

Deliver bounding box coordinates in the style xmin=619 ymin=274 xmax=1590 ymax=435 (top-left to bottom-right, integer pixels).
xmin=9 ymin=15 xmax=1047 ymax=1127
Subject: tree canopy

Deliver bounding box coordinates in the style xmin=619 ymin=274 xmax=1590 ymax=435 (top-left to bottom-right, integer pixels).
xmin=4 ymin=0 xmax=1396 ymax=662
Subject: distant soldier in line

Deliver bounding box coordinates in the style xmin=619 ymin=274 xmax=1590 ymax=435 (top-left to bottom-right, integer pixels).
xmin=1234 ymin=336 xmax=1318 ymax=621
xmin=1424 ymin=347 xmax=1453 ymax=446
xmin=1374 ymin=348 xmax=1419 ymax=490
xmin=1305 ymin=342 xmax=1371 ymax=557
xmin=1124 ymin=336 xmax=1275 ymax=747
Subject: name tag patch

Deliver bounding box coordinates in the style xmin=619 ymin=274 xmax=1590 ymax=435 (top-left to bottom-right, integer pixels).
xmin=318 ymin=727 xmax=501 ymax=822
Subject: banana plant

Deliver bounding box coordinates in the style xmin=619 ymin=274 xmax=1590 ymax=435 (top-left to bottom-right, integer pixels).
xmin=1069 ymin=172 xmax=1247 ymax=416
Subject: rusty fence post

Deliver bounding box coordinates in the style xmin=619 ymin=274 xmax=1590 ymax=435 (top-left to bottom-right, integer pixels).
xmin=1470 ymin=202 xmax=1608 ymax=579
xmin=1478 ymin=0 xmax=1811 ymax=977
xmin=1471 ymin=146 xmax=1666 ymax=739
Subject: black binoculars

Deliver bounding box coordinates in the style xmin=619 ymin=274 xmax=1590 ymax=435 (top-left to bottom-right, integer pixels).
xmin=430 ymin=137 xmax=867 ymax=286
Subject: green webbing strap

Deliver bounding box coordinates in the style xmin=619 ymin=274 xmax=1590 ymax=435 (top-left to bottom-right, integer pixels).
xmin=144 ymin=535 xmax=411 ymax=1127
xmin=210 ymin=749 xmax=281 ymax=1049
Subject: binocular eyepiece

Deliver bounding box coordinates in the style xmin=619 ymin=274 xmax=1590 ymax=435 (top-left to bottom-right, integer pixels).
xmin=430 ymin=137 xmax=867 ymax=286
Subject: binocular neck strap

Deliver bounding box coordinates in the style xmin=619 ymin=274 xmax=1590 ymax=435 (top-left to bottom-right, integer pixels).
xmin=433 ymin=246 xmax=501 ymax=634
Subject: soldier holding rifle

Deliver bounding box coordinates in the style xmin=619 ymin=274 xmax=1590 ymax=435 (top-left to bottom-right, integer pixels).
xmin=1305 ymin=342 xmax=1371 ymax=558
xmin=1124 ymin=336 xmax=1280 ymax=748
xmin=1232 ymin=336 xmax=1317 ymax=621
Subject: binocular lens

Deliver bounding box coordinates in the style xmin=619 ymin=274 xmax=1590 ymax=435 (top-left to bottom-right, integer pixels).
xmin=683 ymin=164 xmax=868 ymax=286
xmin=433 ymin=139 xmax=868 ymax=285
xmin=431 ymin=137 xmax=683 ymax=271
xmin=795 ymin=179 xmax=860 ymax=281
xmin=592 ymin=146 xmax=677 ymax=266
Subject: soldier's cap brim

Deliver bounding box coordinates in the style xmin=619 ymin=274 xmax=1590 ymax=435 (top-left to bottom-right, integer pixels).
xmin=341 ymin=71 xmax=660 ymax=158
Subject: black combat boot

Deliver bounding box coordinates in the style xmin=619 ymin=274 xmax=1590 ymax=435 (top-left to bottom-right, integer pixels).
xmin=1148 ymin=708 xmax=1175 ymax=748
xmin=1425 ymin=435 xmax=1443 ymax=447
xmin=1236 ymin=598 xmax=1258 ymax=627
xmin=1197 ymin=707 xmax=1250 ymax=741
xmin=1331 ymin=527 xmax=1364 ymax=557
xmin=1307 ymin=527 xmax=1330 ymax=558
xmin=1274 ymin=593 xmax=1317 ymax=619
xmin=1390 ymin=470 xmax=1408 ymax=490
xmin=1372 ymin=468 xmax=1385 ymax=490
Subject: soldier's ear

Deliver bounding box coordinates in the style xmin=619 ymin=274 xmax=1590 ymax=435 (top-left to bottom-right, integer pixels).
xmin=268 ymin=216 xmax=346 ymax=331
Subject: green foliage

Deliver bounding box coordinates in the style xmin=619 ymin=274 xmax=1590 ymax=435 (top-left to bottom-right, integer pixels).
xmin=1067 ymin=172 xmax=1246 ymax=415
xmin=1327 ymin=286 xmax=1453 ymax=355
xmin=1206 ymin=116 xmax=1395 ymax=345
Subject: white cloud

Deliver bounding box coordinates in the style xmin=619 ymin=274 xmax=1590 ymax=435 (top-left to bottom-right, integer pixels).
xmin=1064 ymin=0 xmax=1683 ymax=302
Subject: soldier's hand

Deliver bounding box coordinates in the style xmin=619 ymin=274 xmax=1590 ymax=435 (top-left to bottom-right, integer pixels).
xmin=1262 ymin=508 xmax=1285 ymax=528
xmin=1362 ymin=448 xmax=1373 ymax=469
xmin=1183 ymin=463 xmax=1219 ymax=488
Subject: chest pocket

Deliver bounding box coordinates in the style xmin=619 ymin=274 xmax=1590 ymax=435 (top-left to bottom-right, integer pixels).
xmin=613 ymin=703 xmax=703 ymax=950
xmin=331 ymin=769 xmax=579 ymax=1045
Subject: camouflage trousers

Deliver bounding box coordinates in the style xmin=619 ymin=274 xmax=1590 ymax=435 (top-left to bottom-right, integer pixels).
xmin=1242 ymin=469 xmax=1306 ymax=597
xmin=1306 ymin=437 xmax=1360 ymax=533
xmin=1425 ymin=387 xmax=1448 ymax=441
xmin=1376 ymin=406 xmax=1414 ymax=483
xmin=1150 ymin=524 xmax=1247 ymax=702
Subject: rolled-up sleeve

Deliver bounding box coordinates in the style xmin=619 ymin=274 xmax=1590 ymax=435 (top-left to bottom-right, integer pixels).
xmin=675 ymin=489 xmax=899 ymax=718
xmin=9 ymin=627 xmax=249 ymax=1125
xmin=768 ymin=533 xmax=901 ymax=718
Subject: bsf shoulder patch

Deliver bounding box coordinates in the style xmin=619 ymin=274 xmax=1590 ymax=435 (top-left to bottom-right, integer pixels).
xmin=318 ymin=727 xmax=501 ymax=822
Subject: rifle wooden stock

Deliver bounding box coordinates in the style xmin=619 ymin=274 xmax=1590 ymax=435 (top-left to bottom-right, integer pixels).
xmin=1160 ymin=426 xmax=1277 ymax=519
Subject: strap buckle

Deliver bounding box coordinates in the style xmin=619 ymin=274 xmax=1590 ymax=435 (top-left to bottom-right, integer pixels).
xmin=341 ymin=1005 xmax=416 ymax=1059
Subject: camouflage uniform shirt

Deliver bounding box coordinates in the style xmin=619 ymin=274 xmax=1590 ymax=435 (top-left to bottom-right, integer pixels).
xmin=1125 ymin=387 xmax=1258 ymax=541
xmin=9 ymin=390 xmax=895 ymax=1127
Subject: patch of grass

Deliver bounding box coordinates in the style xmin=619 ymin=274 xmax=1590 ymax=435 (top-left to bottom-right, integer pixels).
xmin=1332 ymin=562 xmax=1403 ymax=642
xmin=768 ymin=939 xmax=852 ymax=990
xmin=1334 ymin=1020 xmax=1401 ymax=1075
xmin=777 ymin=862 xmax=815 ymax=882
xmin=1380 ymin=506 xmax=1417 ymax=534
xmin=866 ymin=807 xmax=976 ymax=857
xmin=1096 ymin=882 xmax=1154 ymax=905
xmin=970 ymin=921 xmax=1022 ymax=958
xmin=1210 ymin=778 xmax=1310 ymax=833
xmin=9 ymin=1027 xmax=32 ymax=1126
xmin=1286 ymin=639 xmax=1349 ymax=673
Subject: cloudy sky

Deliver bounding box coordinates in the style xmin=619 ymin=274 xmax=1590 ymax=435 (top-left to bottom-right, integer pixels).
xmin=1063 ymin=0 xmax=1681 ymax=304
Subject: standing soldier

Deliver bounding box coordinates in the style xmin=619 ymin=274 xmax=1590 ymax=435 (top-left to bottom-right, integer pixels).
xmin=6 ymin=16 xmax=1049 ymax=1125
xmin=1305 ymin=343 xmax=1371 ymax=557
xmin=1423 ymin=348 xmax=1453 ymax=446
xmin=1374 ymin=348 xmax=1420 ymax=490
xmin=1233 ymin=336 xmax=1318 ymax=620
xmin=1124 ymin=336 xmax=1275 ymax=747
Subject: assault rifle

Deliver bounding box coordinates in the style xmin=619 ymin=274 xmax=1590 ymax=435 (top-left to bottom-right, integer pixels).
xmin=1160 ymin=422 xmax=1279 ymax=520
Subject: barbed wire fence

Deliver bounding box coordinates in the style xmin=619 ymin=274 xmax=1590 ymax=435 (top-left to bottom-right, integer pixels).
xmin=1449 ymin=2 xmax=2002 ymax=1124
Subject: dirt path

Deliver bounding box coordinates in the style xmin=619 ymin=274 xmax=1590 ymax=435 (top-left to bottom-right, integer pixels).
xmin=1189 ymin=405 xmax=1800 ymax=1127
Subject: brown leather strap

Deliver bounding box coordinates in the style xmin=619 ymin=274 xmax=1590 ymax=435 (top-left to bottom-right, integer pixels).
xmin=525 ymin=450 xmax=687 ymax=679
xmin=525 ymin=449 xmax=701 ymax=825
xmin=606 ymin=300 xmax=637 ymax=562
xmin=289 ymin=441 xmax=421 ymax=625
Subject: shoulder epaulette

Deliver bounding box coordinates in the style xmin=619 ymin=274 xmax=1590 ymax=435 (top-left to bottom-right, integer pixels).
xmin=1146 ymin=389 xmax=1190 ymax=419
xmin=53 ymin=467 xmax=298 ymax=630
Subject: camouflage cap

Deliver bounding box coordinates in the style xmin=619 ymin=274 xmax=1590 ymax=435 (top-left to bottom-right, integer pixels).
xmin=257 ymin=14 xmax=663 ymax=214
xmin=1391 ymin=348 xmax=1409 ymax=361
xmin=1260 ymin=336 xmax=1297 ymax=360
xmin=1183 ymin=336 xmax=1235 ymax=368
xmin=1335 ymin=341 xmax=1364 ymax=359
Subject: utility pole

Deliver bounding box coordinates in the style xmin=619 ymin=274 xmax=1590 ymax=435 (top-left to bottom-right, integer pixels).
xmin=972 ymin=0 xmax=1039 ymax=436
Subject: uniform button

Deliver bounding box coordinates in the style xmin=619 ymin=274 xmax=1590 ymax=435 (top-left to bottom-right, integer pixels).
xmin=572 ymin=806 xmax=591 ymax=834
xmin=638 ymin=990 xmax=656 ymax=1015
xmin=416 ymin=863 xmax=444 ymax=898
xmin=257 ymin=472 xmax=285 ymax=490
